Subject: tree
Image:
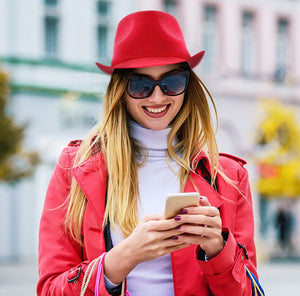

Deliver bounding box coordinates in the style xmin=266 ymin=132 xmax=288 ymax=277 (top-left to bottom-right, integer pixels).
xmin=0 ymin=67 xmax=39 ymax=182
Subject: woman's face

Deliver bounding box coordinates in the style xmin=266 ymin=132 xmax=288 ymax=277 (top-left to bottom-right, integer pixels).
xmin=125 ymin=64 xmax=186 ymax=130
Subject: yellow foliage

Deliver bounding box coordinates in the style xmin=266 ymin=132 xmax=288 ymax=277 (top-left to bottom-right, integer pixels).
xmin=255 ymin=99 xmax=300 ymax=199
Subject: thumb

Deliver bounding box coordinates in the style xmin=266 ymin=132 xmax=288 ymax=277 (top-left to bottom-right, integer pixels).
xmin=199 ymin=196 xmax=211 ymax=207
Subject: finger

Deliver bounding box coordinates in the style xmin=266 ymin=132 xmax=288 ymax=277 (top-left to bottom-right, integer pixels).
xmin=153 ymin=227 xmax=186 ymax=241
xmin=180 ymin=206 xmax=220 ymax=217
xmin=199 ymin=196 xmax=211 ymax=207
xmin=145 ymin=219 xmax=181 ymax=232
xmin=136 ymin=238 xmax=186 ymax=260
xmin=178 ymin=224 xmax=222 ymax=237
xmin=174 ymin=214 xmax=222 ymax=230
xmin=176 ymin=233 xmax=207 ymax=245
xmin=166 ymin=242 xmax=190 ymax=253
xmin=150 ymin=236 xmax=188 ymax=253
xmin=148 ymin=242 xmax=189 ymax=259
xmin=177 ymin=234 xmax=225 ymax=258
xmin=174 ymin=209 xmax=221 ymax=228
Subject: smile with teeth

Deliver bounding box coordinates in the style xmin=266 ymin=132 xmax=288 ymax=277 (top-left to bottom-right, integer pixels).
xmin=144 ymin=105 xmax=168 ymax=113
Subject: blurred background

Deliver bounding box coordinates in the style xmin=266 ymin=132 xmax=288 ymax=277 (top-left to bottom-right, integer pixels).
xmin=1 ymin=0 xmax=300 ymax=295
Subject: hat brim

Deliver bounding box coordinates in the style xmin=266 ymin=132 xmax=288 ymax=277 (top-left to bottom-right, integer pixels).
xmin=96 ymin=50 xmax=205 ymax=75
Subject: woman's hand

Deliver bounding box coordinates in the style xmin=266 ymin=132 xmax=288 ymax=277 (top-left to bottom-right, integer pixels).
xmin=104 ymin=214 xmax=189 ymax=285
xmin=174 ymin=196 xmax=224 ymax=260
xmin=126 ymin=214 xmax=189 ymax=263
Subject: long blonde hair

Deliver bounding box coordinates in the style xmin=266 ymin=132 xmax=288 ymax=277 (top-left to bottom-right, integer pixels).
xmin=65 ymin=66 xmax=219 ymax=245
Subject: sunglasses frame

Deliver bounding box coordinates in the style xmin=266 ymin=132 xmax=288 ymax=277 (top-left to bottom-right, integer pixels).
xmin=127 ymin=70 xmax=190 ymax=99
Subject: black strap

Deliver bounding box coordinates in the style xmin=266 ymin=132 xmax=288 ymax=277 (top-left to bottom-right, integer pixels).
xmin=104 ymin=218 xmax=113 ymax=252
xmin=104 ymin=188 xmax=114 ymax=252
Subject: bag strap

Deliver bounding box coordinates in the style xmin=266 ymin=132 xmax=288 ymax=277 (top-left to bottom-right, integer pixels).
xmin=80 ymin=256 xmax=101 ymax=296
xmin=245 ymin=266 xmax=265 ymax=296
xmin=94 ymin=253 xmax=107 ymax=296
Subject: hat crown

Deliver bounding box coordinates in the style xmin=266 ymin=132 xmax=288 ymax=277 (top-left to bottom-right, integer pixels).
xmin=111 ymin=11 xmax=190 ymax=67
xmin=96 ymin=10 xmax=205 ymax=74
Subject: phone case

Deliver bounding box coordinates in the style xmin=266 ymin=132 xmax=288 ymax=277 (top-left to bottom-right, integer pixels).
xmin=164 ymin=192 xmax=200 ymax=219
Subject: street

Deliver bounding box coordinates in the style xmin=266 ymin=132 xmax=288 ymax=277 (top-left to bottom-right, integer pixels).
xmin=258 ymin=261 xmax=300 ymax=295
xmin=0 ymin=260 xmax=299 ymax=295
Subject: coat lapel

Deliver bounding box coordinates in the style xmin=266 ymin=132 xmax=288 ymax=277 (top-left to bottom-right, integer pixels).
xmin=187 ymin=153 xmax=224 ymax=209
xmin=71 ymin=152 xmax=107 ymax=224
xmin=185 ymin=172 xmax=223 ymax=209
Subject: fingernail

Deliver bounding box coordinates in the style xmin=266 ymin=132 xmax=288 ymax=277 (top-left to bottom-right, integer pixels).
xmin=180 ymin=208 xmax=188 ymax=214
xmin=172 ymin=236 xmax=178 ymax=240
xmin=175 ymin=225 xmax=181 ymax=230
xmin=174 ymin=216 xmax=181 ymax=221
xmin=199 ymin=196 xmax=205 ymax=199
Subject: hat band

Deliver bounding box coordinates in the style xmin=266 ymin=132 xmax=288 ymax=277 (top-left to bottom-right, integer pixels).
xmin=111 ymin=56 xmax=191 ymax=70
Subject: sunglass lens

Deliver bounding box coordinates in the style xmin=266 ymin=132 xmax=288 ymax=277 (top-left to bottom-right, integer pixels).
xmin=128 ymin=76 xmax=153 ymax=99
xmin=162 ymin=72 xmax=187 ymax=96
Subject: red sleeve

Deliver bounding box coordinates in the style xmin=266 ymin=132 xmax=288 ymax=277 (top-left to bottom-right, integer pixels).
xmin=37 ymin=147 xmax=110 ymax=296
xmin=197 ymin=168 xmax=259 ymax=295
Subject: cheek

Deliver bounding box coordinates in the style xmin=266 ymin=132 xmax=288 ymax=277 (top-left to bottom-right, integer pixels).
xmin=174 ymin=96 xmax=185 ymax=114
xmin=126 ymin=97 xmax=140 ymax=119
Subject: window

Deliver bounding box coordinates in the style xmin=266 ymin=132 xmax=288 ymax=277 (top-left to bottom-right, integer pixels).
xmin=44 ymin=0 xmax=59 ymax=58
xmin=97 ymin=25 xmax=108 ymax=59
xmin=45 ymin=0 xmax=58 ymax=6
xmin=97 ymin=0 xmax=110 ymax=16
xmin=96 ymin=1 xmax=111 ymax=60
xmin=44 ymin=16 xmax=59 ymax=57
xmin=202 ymin=5 xmax=218 ymax=72
xmin=275 ymin=18 xmax=289 ymax=82
xmin=164 ymin=0 xmax=178 ymax=17
xmin=241 ymin=11 xmax=256 ymax=77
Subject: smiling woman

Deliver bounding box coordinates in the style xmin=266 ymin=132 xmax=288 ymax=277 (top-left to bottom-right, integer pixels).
xmin=37 ymin=10 xmax=264 ymax=296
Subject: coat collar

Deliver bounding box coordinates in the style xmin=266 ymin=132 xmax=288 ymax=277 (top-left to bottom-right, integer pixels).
xmin=191 ymin=150 xmax=211 ymax=172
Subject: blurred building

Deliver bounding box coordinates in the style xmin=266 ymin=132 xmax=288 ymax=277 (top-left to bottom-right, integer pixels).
xmin=0 ymin=0 xmax=300 ymax=262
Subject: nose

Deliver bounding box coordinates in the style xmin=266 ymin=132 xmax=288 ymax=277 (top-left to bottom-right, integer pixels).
xmin=148 ymin=85 xmax=166 ymax=102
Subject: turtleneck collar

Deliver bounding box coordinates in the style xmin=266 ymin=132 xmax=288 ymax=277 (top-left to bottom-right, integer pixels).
xmin=129 ymin=120 xmax=176 ymax=151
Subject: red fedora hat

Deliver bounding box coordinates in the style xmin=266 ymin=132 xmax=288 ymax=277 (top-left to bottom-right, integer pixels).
xmin=96 ymin=10 xmax=205 ymax=74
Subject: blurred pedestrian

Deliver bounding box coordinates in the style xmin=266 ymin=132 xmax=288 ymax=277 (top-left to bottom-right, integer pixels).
xmin=37 ymin=10 xmax=263 ymax=296
xmin=275 ymin=203 xmax=295 ymax=255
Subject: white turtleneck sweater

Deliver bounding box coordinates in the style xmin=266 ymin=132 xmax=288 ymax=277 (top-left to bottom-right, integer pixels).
xmin=109 ymin=120 xmax=182 ymax=295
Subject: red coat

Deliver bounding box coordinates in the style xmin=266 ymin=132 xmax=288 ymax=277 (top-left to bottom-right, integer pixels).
xmin=37 ymin=141 xmax=258 ymax=296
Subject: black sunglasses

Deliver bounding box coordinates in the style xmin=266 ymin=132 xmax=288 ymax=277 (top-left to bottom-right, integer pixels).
xmin=127 ymin=70 xmax=190 ymax=99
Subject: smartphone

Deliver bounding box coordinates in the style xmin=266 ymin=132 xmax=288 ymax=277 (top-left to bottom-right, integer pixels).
xmin=164 ymin=192 xmax=200 ymax=219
